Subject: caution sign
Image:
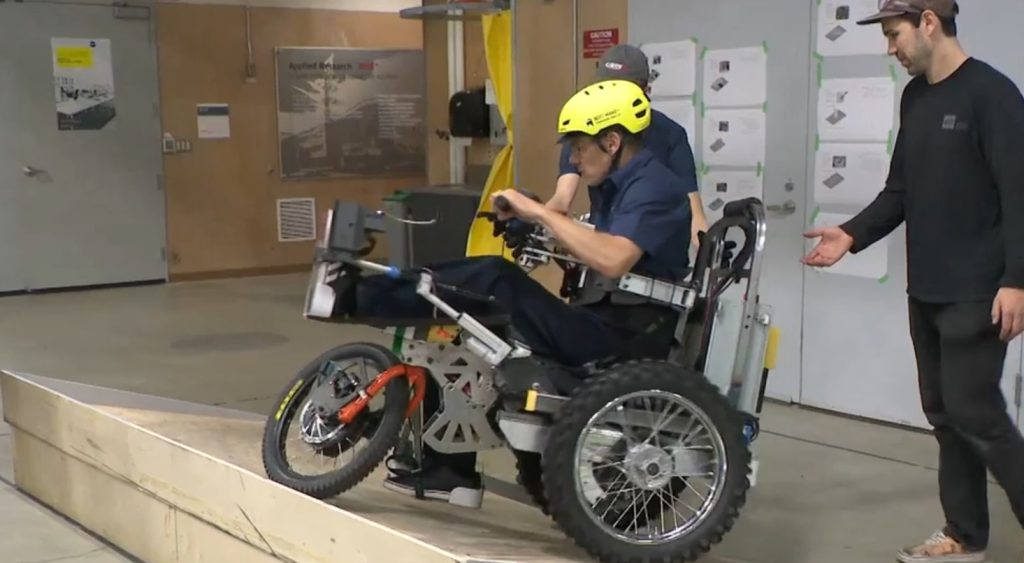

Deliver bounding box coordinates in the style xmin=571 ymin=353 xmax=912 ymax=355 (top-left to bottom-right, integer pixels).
xmin=582 ymin=28 xmax=619 ymax=59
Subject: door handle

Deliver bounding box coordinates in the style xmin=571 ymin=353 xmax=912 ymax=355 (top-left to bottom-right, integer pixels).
xmin=767 ymin=199 xmax=797 ymax=215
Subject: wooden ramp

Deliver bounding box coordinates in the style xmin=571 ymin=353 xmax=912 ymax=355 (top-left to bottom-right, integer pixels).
xmin=0 ymin=370 xmax=592 ymax=563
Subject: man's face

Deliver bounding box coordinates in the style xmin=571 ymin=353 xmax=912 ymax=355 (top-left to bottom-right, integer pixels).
xmin=568 ymin=133 xmax=620 ymax=185
xmin=882 ymin=16 xmax=933 ymax=76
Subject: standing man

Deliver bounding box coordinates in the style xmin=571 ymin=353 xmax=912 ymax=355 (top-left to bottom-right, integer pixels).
xmin=802 ymin=2 xmax=1024 ymax=561
xmin=547 ymin=44 xmax=709 ymax=249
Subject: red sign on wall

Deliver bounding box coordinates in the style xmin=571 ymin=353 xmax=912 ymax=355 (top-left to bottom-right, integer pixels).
xmin=582 ymin=28 xmax=619 ymax=59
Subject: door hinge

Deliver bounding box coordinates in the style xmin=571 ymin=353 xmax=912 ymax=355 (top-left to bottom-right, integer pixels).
xmin=1015 ymin=373 xmax=1022 ymax=408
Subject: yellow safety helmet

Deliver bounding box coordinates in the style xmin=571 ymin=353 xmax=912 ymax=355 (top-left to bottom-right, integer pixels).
xmin=557 ymin=79 xmax=651 ymax=139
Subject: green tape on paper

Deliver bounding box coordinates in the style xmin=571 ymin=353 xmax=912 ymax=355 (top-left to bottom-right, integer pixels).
xmin=816 ymin=60 xmax=824 ymax=87
xmin=762 ymin=101 xmax=768 ymax=112
xmin=889 ymin=64 xmax=898 ymax=81
xmin=702 ymin=163 xmax=711 ymax=176
xmin=810 ymin=206 xmax=821 ymax=224
xmin=757 ymin=162 xmax=763 ymax=177
xmin=812 ymin=52 xmax=824 ymax=62
xmin=886 ymin=129 xmax=895 ymax=155
xmin=700 ymin=46 xmax=708 ymax=59
xmin=763 ymin=40 xmax=768 ymax=53
xmin=878 ymin=274 xmax=890 ymax=284
xmin=815 ymin=133 xmax=821 ymax=151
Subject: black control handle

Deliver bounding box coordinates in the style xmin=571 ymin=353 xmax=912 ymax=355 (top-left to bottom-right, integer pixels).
xmin=493 ymin=195 xmax=511 ymax=213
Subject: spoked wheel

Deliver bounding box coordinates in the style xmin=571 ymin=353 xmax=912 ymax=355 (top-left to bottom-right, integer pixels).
xmin=543 ymin=360 xmax=750 ymax=563
xmin=261 ymin=343 xmax=410 ymax=499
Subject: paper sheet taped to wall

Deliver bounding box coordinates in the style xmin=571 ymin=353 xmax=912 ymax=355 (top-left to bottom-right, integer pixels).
xmin=812 ymin=211 xmax=889 ymax=280
xmin=818 ymin=77 xmax=895 ymax=142
xmin=816 ymin=0 xmax=889 ymax=57
xmin=701 ymin=169 xmax=764 ymax=224
xmin=641 ymin=40 xmax=697 ymax=98
xmin=702 ymin=46 xmax=767 ymax=107
xmin=814 ymin=142 xmax=889 ymax=206
xmin=652 ymin=98 xmax=696 ymax=138
xmin=702 ymin=108 xmax=766 ymax=167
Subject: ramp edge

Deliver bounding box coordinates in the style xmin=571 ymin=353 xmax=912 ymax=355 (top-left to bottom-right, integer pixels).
xmin=0 ymin=370 xmax=464 ymax=563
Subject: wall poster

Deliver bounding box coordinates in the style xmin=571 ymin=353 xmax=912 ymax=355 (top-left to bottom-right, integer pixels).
xmin=275 ymin=47 xmax=426 ymax=179
xmin=52 ymin=38 xmax=116 ymax=131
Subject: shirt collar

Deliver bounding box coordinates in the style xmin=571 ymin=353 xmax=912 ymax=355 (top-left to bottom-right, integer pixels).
xmin=597 ymin=148 xmax=654 ymax=193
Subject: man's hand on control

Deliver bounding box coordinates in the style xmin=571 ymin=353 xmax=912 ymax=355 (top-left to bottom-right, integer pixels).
xmin=492 ymin=190 xmax=547 ymax=223
xmin=801 ymin=226 xmax=854 ymax=267
xmin=992 ymin=288 xmax=1024 ymax=342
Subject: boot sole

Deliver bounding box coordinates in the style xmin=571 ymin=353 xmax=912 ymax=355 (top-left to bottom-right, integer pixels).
xmin=382 ymin=480 xmax=484 ymax=509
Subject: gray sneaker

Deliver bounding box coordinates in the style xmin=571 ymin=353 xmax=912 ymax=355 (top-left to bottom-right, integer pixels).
xmin=896 ymin=530 xmax=986 ymax=563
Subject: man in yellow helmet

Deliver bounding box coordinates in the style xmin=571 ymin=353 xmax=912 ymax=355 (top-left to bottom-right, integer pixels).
xmin=349 ymin=79 xmax=692 ymax=507
xmin=546 ymin=45 xmax=708 ymax=250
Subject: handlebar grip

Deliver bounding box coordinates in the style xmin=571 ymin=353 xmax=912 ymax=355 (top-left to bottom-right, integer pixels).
xmin=493 ymin=195 xmax=511 ymax=213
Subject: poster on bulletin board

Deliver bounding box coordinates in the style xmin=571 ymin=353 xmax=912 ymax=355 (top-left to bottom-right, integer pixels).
xmin=275 ymin=47 xmax=426 ymax=180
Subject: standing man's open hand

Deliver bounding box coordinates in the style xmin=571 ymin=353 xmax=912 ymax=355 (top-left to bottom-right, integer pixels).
xmin=801 ymin=226 xmax=855 ymax=267
xmin=992 ymin=287 xmax=1024 ymax=342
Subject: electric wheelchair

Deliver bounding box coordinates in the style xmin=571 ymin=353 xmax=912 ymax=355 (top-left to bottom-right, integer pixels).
xmin=261 ymin=193 xmax=778 ymax=563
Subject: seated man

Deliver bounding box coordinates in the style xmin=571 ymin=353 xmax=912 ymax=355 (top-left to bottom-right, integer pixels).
xmin=344 ymin=79 xmax=693 ymax=507
xmin=546 ymin=44 xmax=708 ymax=250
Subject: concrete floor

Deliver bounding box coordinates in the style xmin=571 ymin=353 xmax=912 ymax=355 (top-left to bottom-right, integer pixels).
xmin=1 ymin=273 xmax=1023 ymax=562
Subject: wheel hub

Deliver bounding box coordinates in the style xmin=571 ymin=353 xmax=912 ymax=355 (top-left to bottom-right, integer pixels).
xmin=624 ymin=444 xmax=672 ymax=490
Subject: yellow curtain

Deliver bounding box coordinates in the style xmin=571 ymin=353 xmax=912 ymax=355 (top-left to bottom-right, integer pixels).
xmin=465 ymin=10 xmax=514 ymax=258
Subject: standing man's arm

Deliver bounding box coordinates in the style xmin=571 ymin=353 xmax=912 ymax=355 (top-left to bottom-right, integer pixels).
xmin=666 ymin=128 xmax=707 ymax=247
xmin=805 ymin=87 xmax=915 ymax=268
xmin=837 ymin=126 xmax=908 ymax=251
xmin=803 ymin=122 xmax=907 ymax=267
xmin=547 ymin=143 xmax=581 ymax=215
xmin=980 ymin=78 xmax=1024 ymax=341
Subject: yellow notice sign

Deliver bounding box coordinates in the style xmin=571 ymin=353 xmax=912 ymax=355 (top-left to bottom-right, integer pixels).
xmin=56 ymin=46 xmax=94 ymax=69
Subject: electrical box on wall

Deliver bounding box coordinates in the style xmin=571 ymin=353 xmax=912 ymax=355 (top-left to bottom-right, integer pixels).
xmin=448 ymin=87 xmax=490 ymax=138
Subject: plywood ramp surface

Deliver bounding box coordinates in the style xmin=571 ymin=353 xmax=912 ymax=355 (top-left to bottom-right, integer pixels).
xmin=0 ymin=371 xmax=590 ymax=563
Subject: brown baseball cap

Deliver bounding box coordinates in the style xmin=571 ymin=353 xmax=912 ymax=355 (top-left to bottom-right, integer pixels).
xmin=857 ymin=0 xmax=959 ymax=25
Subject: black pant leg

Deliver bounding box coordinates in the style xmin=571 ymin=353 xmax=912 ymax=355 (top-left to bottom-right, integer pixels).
xmin=909 ymin=297 xmax=991 ymax=550
xmin=934 ymin=300 xmax=1024 ymax=544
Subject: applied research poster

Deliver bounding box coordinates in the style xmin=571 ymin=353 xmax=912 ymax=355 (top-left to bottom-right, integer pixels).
xmin=52 ymin=38 xmax=116 ymax=131
xmin=275 ymin=47 xmax=426 ymax=179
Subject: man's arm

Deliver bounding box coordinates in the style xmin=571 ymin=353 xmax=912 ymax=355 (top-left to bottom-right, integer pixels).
xmin=546 ymin=143 xmax=581 ymax=214
xmin=534 ymin=208 xmax=642 ymax=278
xmin=980 ymin=77 xmax=1024 ymax=288
xmin=838 ymin=125 xmax=907 ymax=253
xmin=666 ymin=130 xmax=708 ymax=242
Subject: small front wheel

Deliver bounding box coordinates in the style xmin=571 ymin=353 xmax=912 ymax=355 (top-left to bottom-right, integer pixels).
xmin=543 ymin=360 xmax=750 ymax=563
xmin=261 ymin=343 xmax=409 ymax=499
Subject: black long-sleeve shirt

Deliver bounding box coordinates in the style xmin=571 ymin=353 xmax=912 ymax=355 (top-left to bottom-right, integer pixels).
xmin=841 ymin=57 xmax=1024 ymax=303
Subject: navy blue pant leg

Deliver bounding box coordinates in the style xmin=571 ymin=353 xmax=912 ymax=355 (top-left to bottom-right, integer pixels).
xmin=356 ymin=256 xmax=622 ymax=367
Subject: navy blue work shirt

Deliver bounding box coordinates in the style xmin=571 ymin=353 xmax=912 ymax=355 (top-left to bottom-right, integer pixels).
xmin=559 ymin=108 xmax=699 ymax=195
xmin=589 ymin=149 xmax=692 ymax=280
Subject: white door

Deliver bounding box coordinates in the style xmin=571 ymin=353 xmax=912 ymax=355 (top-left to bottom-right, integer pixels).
xmin=0 ymin=1 xmax=167 ymax=293
xmin=629 ymin=0 xmax=812 ymax=403
xmin=800 ymin=0 xmax=1024 ymax=429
